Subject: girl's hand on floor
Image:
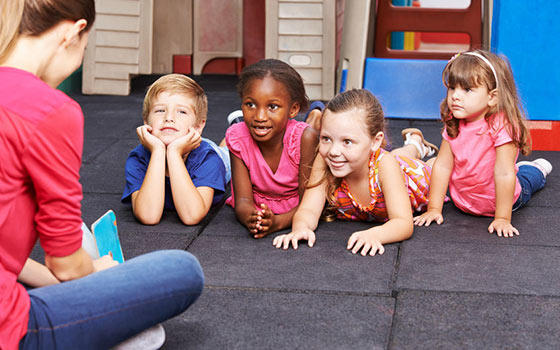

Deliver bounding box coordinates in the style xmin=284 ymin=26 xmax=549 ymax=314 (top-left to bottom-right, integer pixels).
xmin=273 ymin=229 xmax=316 ymax=250
xmin=254 ymin=204 xmax=275 ymax=239
xmin=413 ymin=209 xmax=444 ymax=226
xmin=347 ymin=230 xmax=385 ymax=256
xmin=488 ymin=218 xmax=519 ymax=237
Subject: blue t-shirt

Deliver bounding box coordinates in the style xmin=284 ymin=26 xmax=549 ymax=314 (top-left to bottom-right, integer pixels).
xmin=122 ymin=140 xmax=227 ymax=209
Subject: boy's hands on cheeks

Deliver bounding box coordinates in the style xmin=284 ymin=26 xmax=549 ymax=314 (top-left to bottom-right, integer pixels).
xmin=272 ymin=228 xmax=316 ymax=250
xmin=413 ymin=209 xmax=444 ymax=226
xmin=488 ymin=218 xmax=519 ymax=237
xmin=167 ymin=128 xmax=201 ymax=157
xmin=137 ymin=125 xmax=165 ymax=152
xmin=347 ymin=229 xmax=385 ymax=256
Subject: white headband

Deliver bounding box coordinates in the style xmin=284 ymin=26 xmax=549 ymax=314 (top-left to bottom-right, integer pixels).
xmin=450 ymin=52 xmax=499 ymax=89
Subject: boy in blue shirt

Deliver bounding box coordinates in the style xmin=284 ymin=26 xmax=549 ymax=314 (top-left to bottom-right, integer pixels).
xmin=122 ymin=74 xmax=229 ymax=225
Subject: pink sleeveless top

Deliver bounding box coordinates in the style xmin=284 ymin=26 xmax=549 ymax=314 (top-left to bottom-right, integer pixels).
xmin=225 ymin=119 xmax=309 ymax=214
xmin=334 ymin=148 xmax=431 ymax=222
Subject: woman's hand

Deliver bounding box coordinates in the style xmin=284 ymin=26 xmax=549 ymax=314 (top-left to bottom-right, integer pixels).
xmin=273 ymin=229 xmax=316 ymax=250
xmin=93 ymin=255 xmax=119 ymax=272
xmin=347 ymin=229 xmax=385 ymax=257
xmin=413 ymin=209 xmax=444 ymax=226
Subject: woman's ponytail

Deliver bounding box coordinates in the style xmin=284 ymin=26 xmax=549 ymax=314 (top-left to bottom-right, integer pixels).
xmin=0 ymin=0 xmax=25 ymax=63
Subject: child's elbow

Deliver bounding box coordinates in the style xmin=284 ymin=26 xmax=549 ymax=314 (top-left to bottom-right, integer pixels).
xmin=405 ymin=225 xmax=414 ymax=240
xmin=138 ymin=216 xmax=161 ymax=226
xmin=178 ymin=210 xmax=206 ymax=226
xmin=134 ymin=210 xmax=162 ymax=225
xmin=402 ymin=218 xmax=414 ymax=240
xmin=179 ymin=216 xmax=203 ymax=226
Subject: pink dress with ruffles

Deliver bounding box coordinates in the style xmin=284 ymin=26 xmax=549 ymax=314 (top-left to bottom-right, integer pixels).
xmin=225 ymin=119 xmax=309 ymax=214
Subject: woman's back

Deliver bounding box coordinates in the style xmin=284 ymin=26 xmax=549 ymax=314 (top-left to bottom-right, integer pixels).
xmin=0 ymin=66 xmax=85 ymax=346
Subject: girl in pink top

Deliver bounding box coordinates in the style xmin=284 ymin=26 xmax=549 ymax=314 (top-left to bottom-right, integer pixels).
xmin=226 ymin=59 xmax=319 ymax=238
xmin=414 ymin=50 xmax=552 ymax=237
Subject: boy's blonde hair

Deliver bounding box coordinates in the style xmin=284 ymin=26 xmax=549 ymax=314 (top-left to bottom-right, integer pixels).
xmin=142 ymin=74 xmax=208 ymax=125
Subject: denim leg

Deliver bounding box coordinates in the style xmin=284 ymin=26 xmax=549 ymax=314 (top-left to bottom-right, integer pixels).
xmin=202 ymin=138 xmax=231 ymax=183
xmin=20 ymin=250 xmax=203 ymax=350
xmin=513 ymin=165 xmax=547 ymax=211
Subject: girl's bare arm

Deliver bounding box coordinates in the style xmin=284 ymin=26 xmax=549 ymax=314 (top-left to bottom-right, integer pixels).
xmin=413 ymin=140 xmax=454 ymax=226
xmin=490 ymin=142 xmax=519 ymax=237
xmin=230 ymin=152 xmax=260 ymax=233
xmin=273 ymin=154 xmax=328 ymax=249
xmin=347 ymin=154 xmax=413 ymax=256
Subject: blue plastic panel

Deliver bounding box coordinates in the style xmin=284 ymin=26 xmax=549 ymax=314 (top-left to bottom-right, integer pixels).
xmin=363 ymin=58 xmax=447 ymax=119
xmin=491 ymin=0 xmax=560 ymax=120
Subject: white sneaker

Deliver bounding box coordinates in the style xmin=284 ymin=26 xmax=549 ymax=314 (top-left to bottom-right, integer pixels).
xmin=113 ymin=324 xmax=166 ymax=350
xmin=516 ymin=158 xmax=553 ymax=178
xmin=227 ymin=110 xmax=244 ymax=125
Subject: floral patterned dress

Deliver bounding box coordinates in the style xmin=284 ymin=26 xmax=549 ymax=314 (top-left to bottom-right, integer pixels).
xmin=333 ymin=148 xmax=431 ymax=222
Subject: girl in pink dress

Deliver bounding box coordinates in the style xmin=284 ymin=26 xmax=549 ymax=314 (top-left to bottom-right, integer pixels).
xmin=226 ymin=59 xmax=319 ymax=238
xmin=273 ymin=89 xmax=437 ymax=256
xmin=414 ymin=50 xmax=551 ymax=237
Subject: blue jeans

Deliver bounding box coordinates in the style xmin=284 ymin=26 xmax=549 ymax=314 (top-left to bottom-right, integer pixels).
xmin=204 ymin=138 xmax=231 ymax=183
xmin=512 ymin=165 xmax=547 ymax=211
xmin=19 ymin=250 xmax=203 ymax=350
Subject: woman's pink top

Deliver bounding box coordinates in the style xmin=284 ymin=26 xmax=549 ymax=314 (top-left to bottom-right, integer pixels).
xmin=443 ymin=114 xmax=521 ymax=216
xmin=225 ymin=119 xmax=308 ymax=214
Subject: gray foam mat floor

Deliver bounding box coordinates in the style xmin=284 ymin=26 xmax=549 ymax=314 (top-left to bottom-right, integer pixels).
xmin=29 ymin=75 xmax=560 ymax=349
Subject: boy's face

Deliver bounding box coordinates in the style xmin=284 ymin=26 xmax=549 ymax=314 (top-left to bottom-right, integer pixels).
xmin=145 ymin=91 xmax=203 ymax=146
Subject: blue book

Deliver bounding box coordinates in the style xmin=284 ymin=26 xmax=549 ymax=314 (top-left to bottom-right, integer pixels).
xmin=91 ymin=210 xmax=125 ymax=263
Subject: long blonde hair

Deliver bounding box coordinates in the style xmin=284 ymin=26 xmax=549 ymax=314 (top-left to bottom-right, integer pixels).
xmin=0 ymin=0 xmax=95 ymax=63
xmin=441 ymin=50 xmax=531 ymax=155
xmin=0 ymin=0 xmax=24 ymax=62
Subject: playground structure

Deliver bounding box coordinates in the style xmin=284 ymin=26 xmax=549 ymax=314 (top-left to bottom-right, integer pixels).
xmin=82 ymin=0 xmax=336 ymax=100
xmin=80 ymin=0 xmax=559 ymax=149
